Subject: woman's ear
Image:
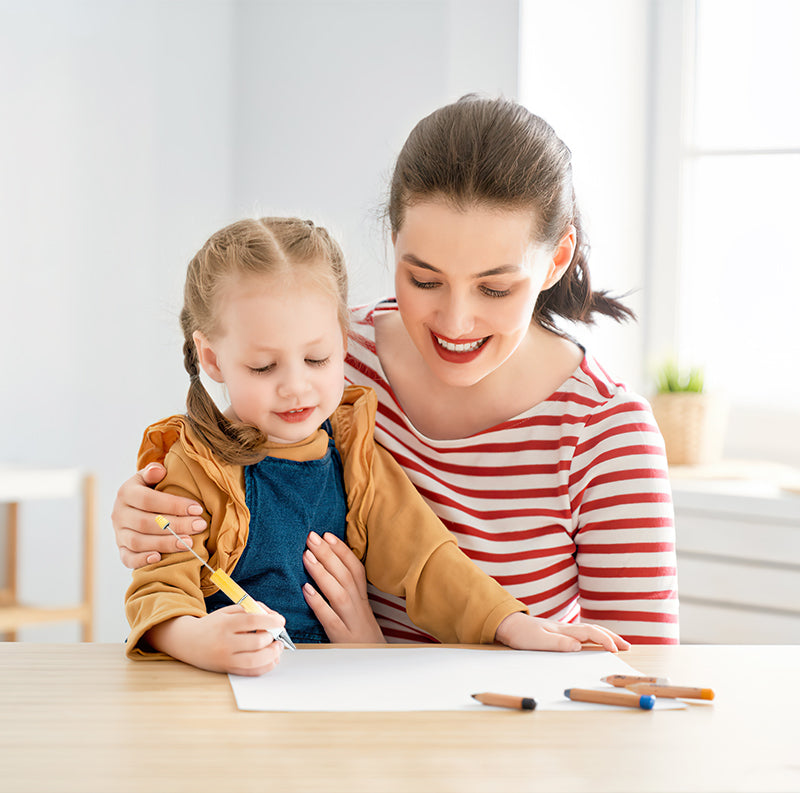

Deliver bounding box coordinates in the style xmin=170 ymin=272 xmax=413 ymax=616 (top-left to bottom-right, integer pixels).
xmin=543 ymin=225 xmax=576 ymax=289
xmin=192 ymin=331 xmax=225 ymax=383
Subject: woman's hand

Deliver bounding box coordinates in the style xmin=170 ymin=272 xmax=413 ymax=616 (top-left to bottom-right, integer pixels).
xmin=111 ymin=463 xmax=207 ymax=568
xmin=495 ymin=612 xmax=632 ymax=653
xmin=302 ymin=531 xmax=385 ymax=643
xmin=145 ymin=604 xmax=286 ymax=676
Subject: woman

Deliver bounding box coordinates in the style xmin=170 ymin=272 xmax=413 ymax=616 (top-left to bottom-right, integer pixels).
xmin=113 ymin=95 xmax=678 ymax=645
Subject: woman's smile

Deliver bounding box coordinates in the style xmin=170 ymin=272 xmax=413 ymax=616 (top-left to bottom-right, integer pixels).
xmin=430 ymin=330 xmax=491 ymax=362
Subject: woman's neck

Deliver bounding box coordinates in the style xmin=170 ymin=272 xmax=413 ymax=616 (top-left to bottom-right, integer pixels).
xmin=373 ymin=312 xmax=583 ymax=440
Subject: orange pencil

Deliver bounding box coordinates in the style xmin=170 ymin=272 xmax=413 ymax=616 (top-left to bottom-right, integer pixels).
xmin=564 ymin=688 xmax=655 ymax=710
xmin=626 ymin=683 xmax=715 ymax=700
xmin=601 ymin=674 xmax=669 ymax=688
xmin=472 ymin=692 xmax=536 ymax=711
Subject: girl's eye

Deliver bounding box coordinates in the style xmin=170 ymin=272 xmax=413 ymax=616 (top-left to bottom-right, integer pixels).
xmin=249 ymin=364 xmax=275 ymax=374
xmin=306 ymin=357 xmax=330 ymax=367
xmin=480 ymin=285 xmax=512 ymax=298
xmin=410 ymin=274 xmax=440 ymax=290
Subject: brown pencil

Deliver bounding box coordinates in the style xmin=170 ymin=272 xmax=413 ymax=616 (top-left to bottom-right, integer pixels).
xmin=472 ymin=692 xmax=536 ymax=711
xmin=626 ymin=683 xmax=715 ymax=700
xmin=601 ymin=674 xmax=670 ymax=688
xmin=564 ymin=688 xmax=655 ymax=710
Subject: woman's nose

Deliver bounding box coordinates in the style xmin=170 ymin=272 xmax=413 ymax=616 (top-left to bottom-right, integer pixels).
xmin=437 ymin=291 xmax=476 ymax=338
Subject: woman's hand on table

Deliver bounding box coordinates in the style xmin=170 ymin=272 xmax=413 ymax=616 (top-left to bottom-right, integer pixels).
xmin=303 ymin=531 xmax=386 ymax=644
xmin=112 ymin=463 xmax=207 ymax=568
xmin=495 ymin=612 xmax=632 ymax=653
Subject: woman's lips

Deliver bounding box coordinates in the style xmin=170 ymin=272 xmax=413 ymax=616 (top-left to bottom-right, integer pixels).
xmin=275 ymin=407 xmax=315 ymax=423
xmin=430 ymin=331 xmax=489 ymax=363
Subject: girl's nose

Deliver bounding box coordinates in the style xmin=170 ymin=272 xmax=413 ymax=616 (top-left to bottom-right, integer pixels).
xmin=276 ymin=364 xmax=310 ymax=399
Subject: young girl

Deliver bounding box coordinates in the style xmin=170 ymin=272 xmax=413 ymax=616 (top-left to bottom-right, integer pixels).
xmin=125 ymin=216 xmax=628 ymax=675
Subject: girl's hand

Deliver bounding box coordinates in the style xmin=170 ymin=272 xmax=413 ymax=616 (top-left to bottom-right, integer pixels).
xmin=112 ymin=463 xmax=207 ymax=568
xmin=495 ymin=612 xmax=632 ymax=653
xmin=145 ymin=604 xmax=286 ymax=676
xmin=302 ymin=532 xmax=386 ymax=643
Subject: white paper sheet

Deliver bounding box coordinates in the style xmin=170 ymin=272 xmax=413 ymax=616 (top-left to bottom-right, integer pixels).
xmin=228 ymin=648 xmax=686 ymax=712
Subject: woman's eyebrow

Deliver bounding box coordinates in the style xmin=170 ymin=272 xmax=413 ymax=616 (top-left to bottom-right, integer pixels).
xmin=401 ymin=253 xmax=521 ymax=278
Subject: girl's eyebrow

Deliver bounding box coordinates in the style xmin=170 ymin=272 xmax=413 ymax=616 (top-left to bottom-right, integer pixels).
xmin=253 ymin=336 xmax=327 ymax=352
xmin=401 ymin=253 xmax=522 ymax=279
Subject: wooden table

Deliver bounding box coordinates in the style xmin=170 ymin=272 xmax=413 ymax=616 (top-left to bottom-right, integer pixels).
xmin=1 ymin=643 xmax=798 ymax=792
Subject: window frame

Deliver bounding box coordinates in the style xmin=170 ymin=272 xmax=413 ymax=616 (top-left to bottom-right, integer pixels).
xmin=645 ymin=0 xmax=800 ymax=466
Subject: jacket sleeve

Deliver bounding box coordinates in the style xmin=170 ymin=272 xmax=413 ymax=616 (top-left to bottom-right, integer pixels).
xmin=124 ymin=449 xmax=212 ymax=660
xmin=348 ymin=442 xmax=527 ymax=644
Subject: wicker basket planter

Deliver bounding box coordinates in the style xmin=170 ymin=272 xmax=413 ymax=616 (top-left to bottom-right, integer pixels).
xmin=650 ymin=392 xmax=728 ymax=466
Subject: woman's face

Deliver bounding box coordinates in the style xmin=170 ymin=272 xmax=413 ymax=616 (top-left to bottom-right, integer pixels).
xmin=393 ymin=200 xmax=572 ymax=388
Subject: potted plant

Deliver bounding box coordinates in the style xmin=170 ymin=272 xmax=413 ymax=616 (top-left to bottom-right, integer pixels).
xmin=650 ymin=359 xmax=727 ymax=467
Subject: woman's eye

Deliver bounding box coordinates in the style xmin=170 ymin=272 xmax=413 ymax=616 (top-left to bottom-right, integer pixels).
xmin=480 ymin=285 xmax=511 ymax=298
xmin=249 ymin=364 xmax=275 ymax=374
xmin=306 ymin=357 xmax=330 ymax=367
xmin=410 ymin=274 xmax=440 ymax=290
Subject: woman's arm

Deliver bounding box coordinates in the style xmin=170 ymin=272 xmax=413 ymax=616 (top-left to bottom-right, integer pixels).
xmin=572 ymin=393 xmax=680 ymax=644
xmin=305 ymin=531 xmax=630 ymax=652
xmin=112 ymin=463 xmax=208 ymax=569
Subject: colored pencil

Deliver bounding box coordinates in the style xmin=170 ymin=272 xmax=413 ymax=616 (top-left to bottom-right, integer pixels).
xmin=626 ymin=683 xmax=715 ymax=700
xmin=564 ymin=688 xmax=655 ymax=710
xmin=472 ymin=692 xmax=536 ymax=711
xmin=601 ymin=674 xmax=670 ymax=688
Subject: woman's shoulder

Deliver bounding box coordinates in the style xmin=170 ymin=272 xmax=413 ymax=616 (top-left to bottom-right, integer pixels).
xmin=563 ymin=352 xmax=651 ymax=410
xmin=348 ymin=297 xmax=398 ymax=326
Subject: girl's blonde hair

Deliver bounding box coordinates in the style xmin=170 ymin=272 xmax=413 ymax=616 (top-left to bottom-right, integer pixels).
xmin=180 ymin=216 xmax=348 ymax=465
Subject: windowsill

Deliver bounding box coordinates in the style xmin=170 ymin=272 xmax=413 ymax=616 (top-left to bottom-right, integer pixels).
xmin=669 ymin=460 xmax=800 ymax=522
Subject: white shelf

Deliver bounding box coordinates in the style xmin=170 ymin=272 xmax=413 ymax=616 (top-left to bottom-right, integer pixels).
xmin=671 ymin=461 xmax=800 ymax=644
xmin=0 ymin=465 xmax=84 ymax=502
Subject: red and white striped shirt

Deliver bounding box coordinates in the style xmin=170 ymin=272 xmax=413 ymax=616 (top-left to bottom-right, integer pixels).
xmin=345 ymin=299 xmax=679 ymax=645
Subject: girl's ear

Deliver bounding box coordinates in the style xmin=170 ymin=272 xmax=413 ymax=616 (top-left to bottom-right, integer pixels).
xmin=193 ymin=331 xmax=225 ymax=383
xmin=542 ymin=225 xmax=576 ymax=290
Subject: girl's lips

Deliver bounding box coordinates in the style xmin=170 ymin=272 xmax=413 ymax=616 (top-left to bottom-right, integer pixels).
xmin=429 ymin=331 xmax=490 ymax=363
xmin=275 ymin=407 xmax=315 ymax=423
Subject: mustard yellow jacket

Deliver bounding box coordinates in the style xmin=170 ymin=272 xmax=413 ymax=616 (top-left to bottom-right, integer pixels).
xmin=125 ymin=385 xmax=525 ymax=657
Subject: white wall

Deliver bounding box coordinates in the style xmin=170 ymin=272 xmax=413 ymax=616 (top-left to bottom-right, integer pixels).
xmin=1 ymin=0 xmax=522 ymax=642
xmin=519 ymin=0 xmax=651 ymax=391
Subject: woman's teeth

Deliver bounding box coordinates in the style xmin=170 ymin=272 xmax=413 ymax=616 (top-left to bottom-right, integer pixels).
xmin=434 ymin=335 xmax=486 ymax=353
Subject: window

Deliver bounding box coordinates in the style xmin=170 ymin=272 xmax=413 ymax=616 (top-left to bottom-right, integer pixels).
xmin=649 ymin=0 xmax=800 ymax=463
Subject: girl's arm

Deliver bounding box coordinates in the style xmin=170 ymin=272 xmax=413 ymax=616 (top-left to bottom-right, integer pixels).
xmin=146 ymin=606 xmax=285 ymax=676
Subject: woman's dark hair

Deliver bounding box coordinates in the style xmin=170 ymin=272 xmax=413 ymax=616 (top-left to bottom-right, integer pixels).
xmin=388 ymin=95 xmax=634 ymax=329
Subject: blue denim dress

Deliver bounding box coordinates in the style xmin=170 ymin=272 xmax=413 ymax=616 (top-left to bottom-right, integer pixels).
xmin=204 ymin=424 xmax=348 ymax=643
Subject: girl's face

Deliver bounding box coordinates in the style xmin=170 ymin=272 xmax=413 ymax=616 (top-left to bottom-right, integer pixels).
xmin=393 ymin=200 xmax=574 ymax=388
xmin=194 ymin=272 xmax=346 ymax=445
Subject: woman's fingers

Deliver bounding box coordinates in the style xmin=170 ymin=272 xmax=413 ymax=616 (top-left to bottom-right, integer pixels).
xmin=302 ymin=582 xmax=347 ymax=635
xmin=302 ymin=534 xmax=384 ymax=643
xmin=554 ymin=622 xmax=631 ymax=652
xmin=305 ymin=532 xmax=356 ymax=591
xmin=112 ymin=464 xmax=207 ymax=569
